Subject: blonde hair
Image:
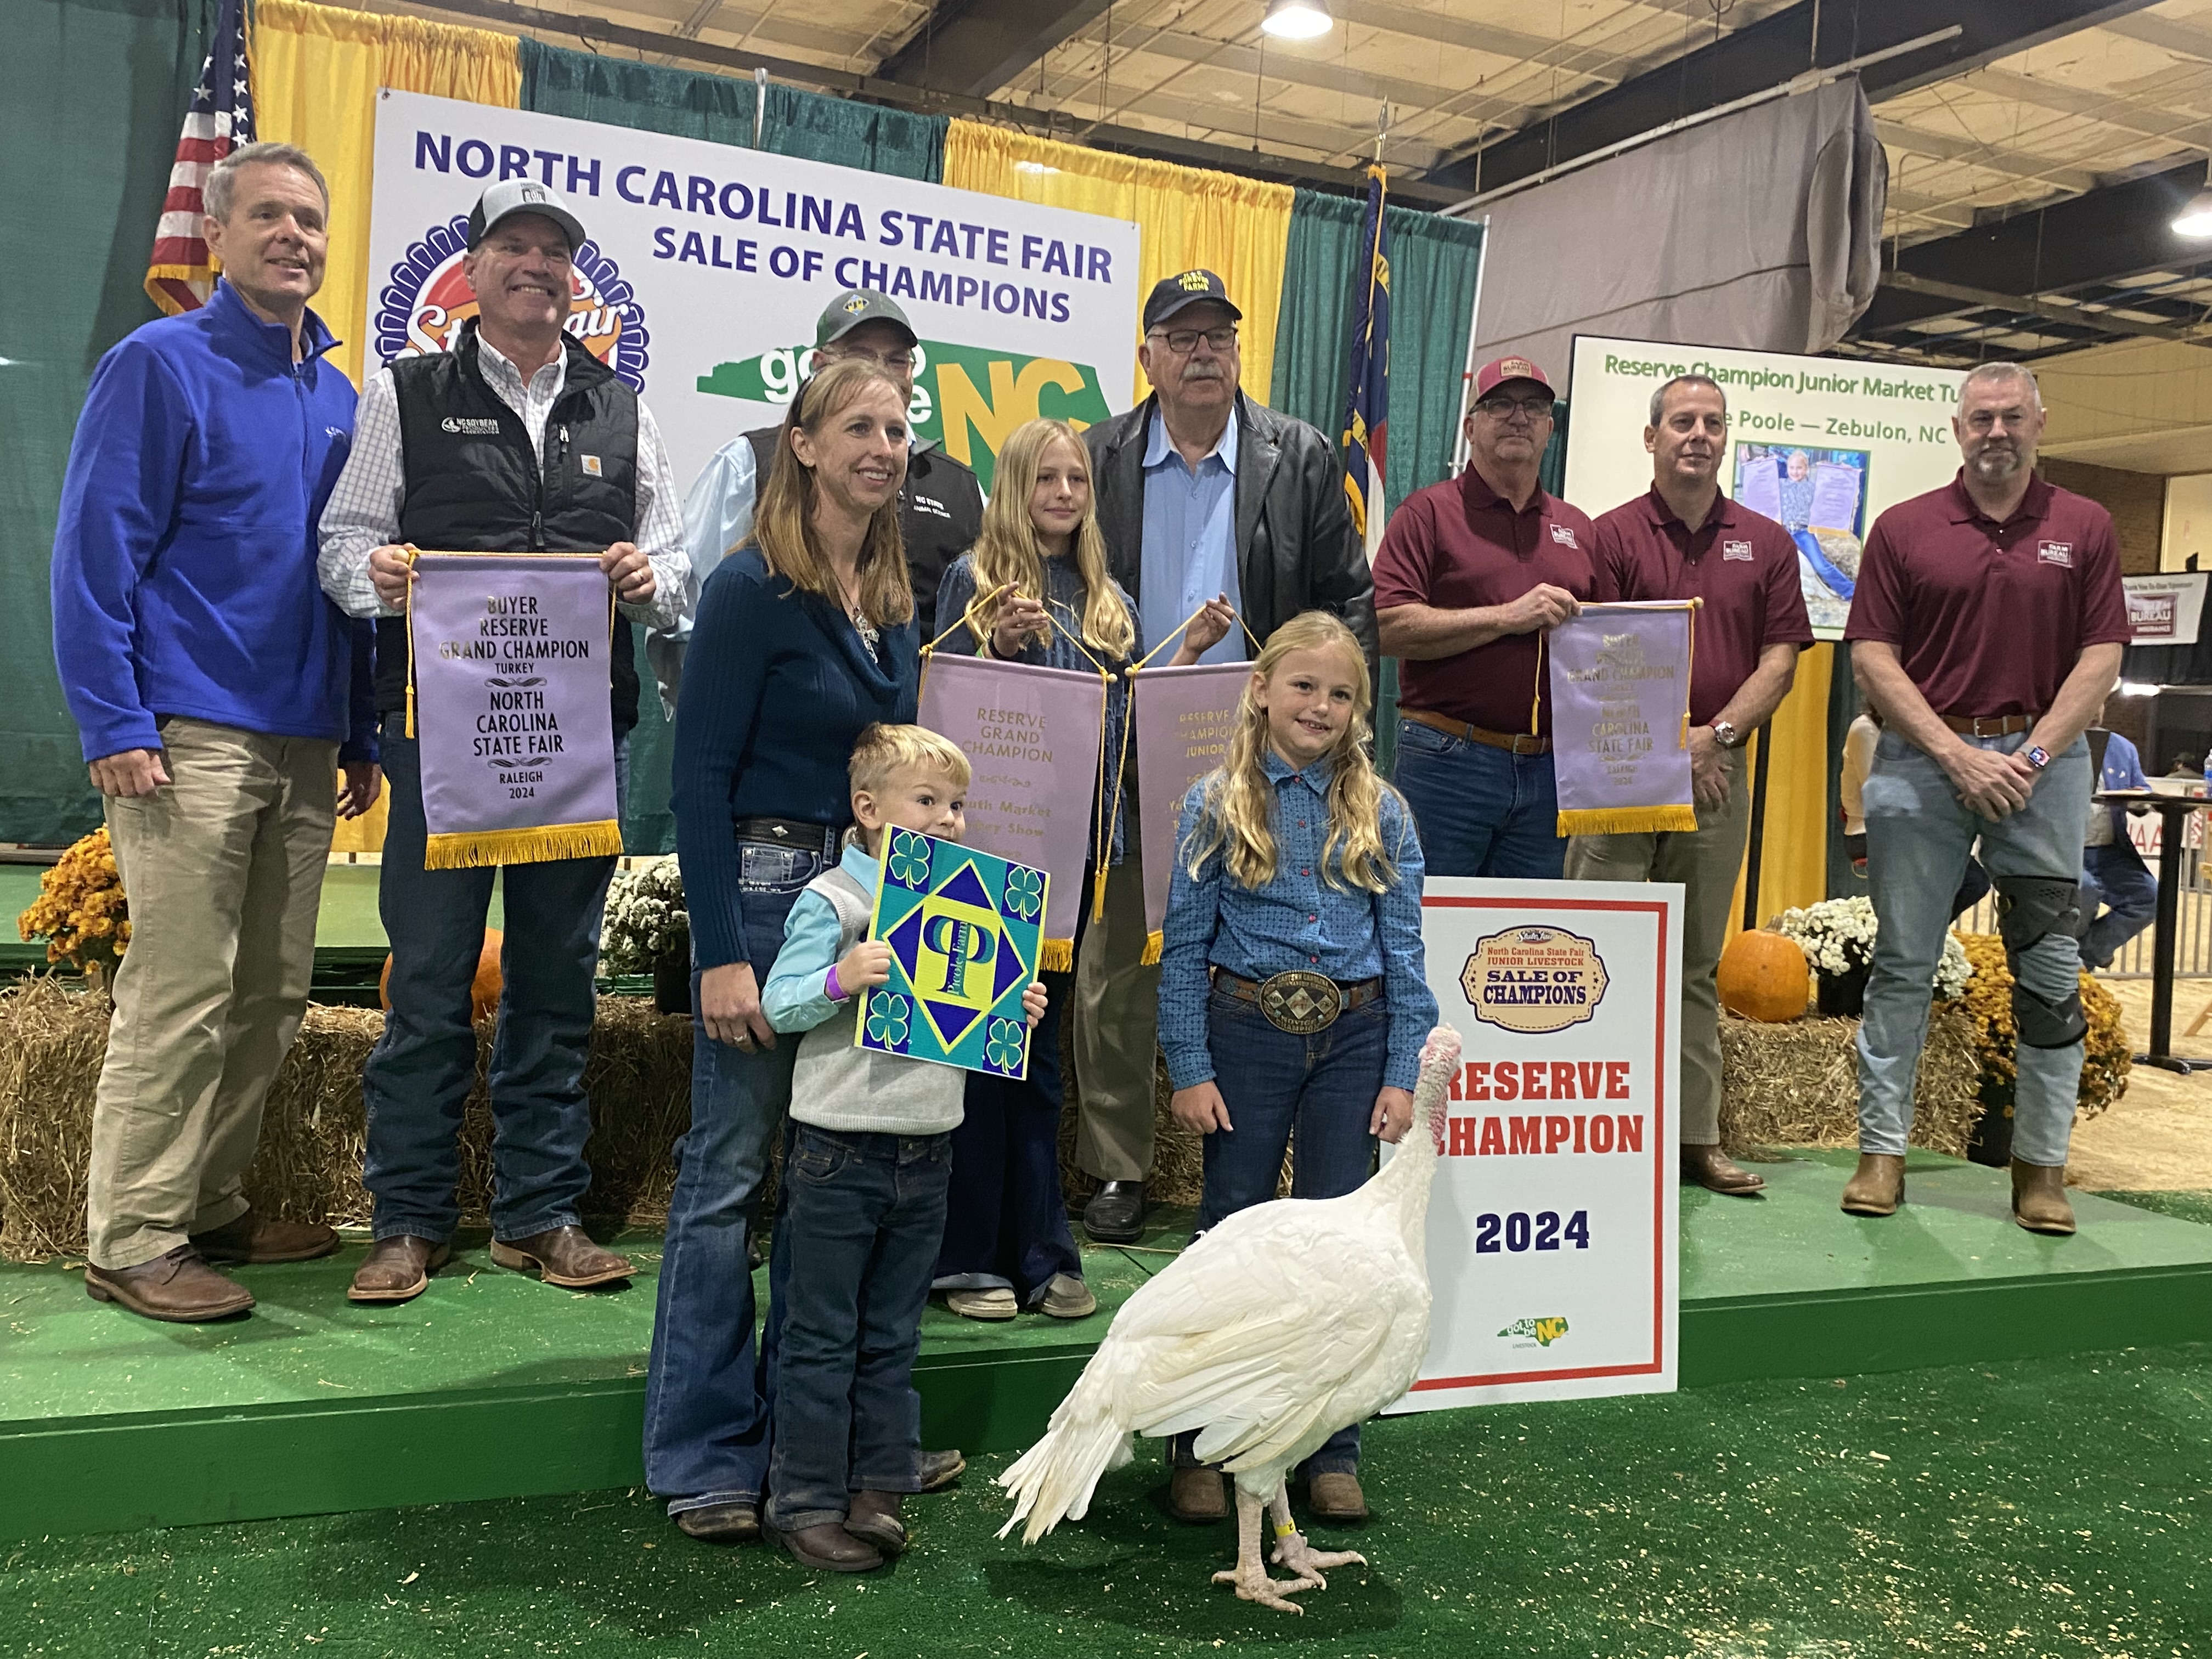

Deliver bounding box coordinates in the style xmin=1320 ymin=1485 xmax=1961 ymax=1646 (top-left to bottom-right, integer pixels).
xmin=849 ymin=723 xmax=972 ymax=798
xmin=961 ymin=419 xmax=1135 ymax=661
xmin=1181 ymin=612 xmax=1398 ymax=894
xmin=753 ymin=358 xmax=914 ymax=629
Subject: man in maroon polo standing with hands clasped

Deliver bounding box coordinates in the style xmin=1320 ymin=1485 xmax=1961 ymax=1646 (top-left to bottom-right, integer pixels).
xmin=1374 ymin=356 xmax=1595 ymax=877
xmin=1565 ymin=373 xmax=1812 ymax=1195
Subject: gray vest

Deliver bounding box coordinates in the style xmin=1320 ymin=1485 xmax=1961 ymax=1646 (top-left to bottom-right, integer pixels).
xmin=790 ymin=865 xmax=966 ymax=1135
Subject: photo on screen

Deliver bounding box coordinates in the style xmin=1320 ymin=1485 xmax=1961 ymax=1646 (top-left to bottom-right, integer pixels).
xmin=1731 ymin=442 xmax=1871 ymax=636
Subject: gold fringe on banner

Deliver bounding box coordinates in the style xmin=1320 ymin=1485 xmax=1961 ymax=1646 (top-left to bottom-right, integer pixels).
xmin=1141 ymin=929 xmax=1164 ymax=967
xmin=1556 ymin=805 xmax=1699 ymax=837
xmin=424 ymin=820 xmax=625 ymax=871
xmin=1040 ymin=938 xmax=1075 ymax=973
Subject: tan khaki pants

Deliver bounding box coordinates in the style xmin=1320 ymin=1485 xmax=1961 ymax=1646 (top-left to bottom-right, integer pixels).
xmin=1073 ymin=799 xmax=1164 ymax=1183
xmin=1562 ymin=747 xmax=1748 ymax=1147
xmin=88 ymin=718 xmax=337 ymax=1268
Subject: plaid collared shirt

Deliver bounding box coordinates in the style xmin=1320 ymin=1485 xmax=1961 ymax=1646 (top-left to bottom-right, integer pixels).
xmin=317 ymin=333 xmax=687 ymax=632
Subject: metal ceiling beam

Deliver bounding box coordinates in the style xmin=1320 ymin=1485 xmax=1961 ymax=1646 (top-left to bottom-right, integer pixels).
xmin=1881 ymin=272 xmax=2208 ymax=343
xmin=874 ymin=1 xmax=1115 ymax=98
xmin=1872 ymin=117 xmax=2098 ymax=193
xmin=1424 ymin=0 xmax=2165 ymax=196
xmin=1970 ymin=66 xmax=2212 ymax=151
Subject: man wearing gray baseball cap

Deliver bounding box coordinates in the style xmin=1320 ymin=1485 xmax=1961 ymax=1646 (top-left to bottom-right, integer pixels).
xmin=646 ymin=289 xmax=984 ymax=715
xmin=318 ymin=179 xmax=690 ymax=1305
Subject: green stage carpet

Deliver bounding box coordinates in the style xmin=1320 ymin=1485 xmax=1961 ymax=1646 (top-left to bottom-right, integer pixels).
xmin=5 ymin=1338 xmax=2208 ymax=1659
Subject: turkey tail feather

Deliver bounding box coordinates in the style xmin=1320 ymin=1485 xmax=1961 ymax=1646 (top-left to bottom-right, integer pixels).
xmin=996 ymin=1413 xmax=1131 ymax=1544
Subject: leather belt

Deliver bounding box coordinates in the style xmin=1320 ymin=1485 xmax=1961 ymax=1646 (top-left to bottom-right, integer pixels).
xmin=733 ymin=816 xmax=843 ymax=856
xmin=1940 ymin=713 xmax=2038 ymax=737
xmin=1401 ymin=707 xmax=1550 ymax=755
xmin=1214 ymin=968 xmax=1383 ymax=1034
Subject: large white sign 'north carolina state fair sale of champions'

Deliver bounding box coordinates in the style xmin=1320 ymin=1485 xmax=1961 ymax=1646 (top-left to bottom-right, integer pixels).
xmin=363 ymin=91 xmax=1141 ymax=492
xmin=1389 ymin=879 xmax=1683 ymax=1413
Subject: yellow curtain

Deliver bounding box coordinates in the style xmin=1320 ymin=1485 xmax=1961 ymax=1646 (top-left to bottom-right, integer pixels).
xmin=1729 ymin=642 xmax=1835 ymax=935
xmin=943 ymin=122 xmax=1293 ymax=407
xmin=253 ymin=0 xmax=521 ymax=388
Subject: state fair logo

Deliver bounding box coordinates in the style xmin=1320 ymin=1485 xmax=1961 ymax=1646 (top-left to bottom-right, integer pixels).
xmin=372 ymin=215 xmax=652 ymax=390
xmin=1460 ymin=927 xmax=1609 ymax=1035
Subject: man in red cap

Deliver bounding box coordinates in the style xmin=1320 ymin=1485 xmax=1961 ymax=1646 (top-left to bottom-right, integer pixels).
xmin=1373 ymin=356 xmax=1594 ymax=877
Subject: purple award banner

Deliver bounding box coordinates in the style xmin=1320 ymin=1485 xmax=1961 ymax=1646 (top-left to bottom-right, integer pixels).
xmin=1547 ymin=601 xmax=1698 ymax=838
xmin=918 ymin=653 xmax=1105 ymax=972
xmin=408 ymin=552 xmax=623 ymax=870
xmin=1127 ymin=662 xmax=1251 ymax=963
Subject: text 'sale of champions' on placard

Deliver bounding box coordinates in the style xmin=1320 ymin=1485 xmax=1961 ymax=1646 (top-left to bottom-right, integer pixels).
xmin=1385 ymin=878 xmax=1682 ymax=1413
xmin=1547 ymin=601 xmax=1699 ymax=838
xmin=918 ymin=653 xmax=1107 ymax=973
xmin=856 ymin=830 xmax=1048 ymax=1078
xmin=1125 ymin=662 xmax=1251 ymax=964
xmin=406 ymin=551 xmax=623 ymax=870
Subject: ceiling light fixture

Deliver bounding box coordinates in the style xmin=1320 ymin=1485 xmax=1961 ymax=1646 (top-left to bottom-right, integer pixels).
xmin=2174 ymin=162 xmax=2212 ymax=238
xmin=1261 ymin=0 xmax=1333 ymax=41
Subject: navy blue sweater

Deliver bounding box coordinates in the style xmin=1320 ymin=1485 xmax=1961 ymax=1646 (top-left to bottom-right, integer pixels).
xmin=673 ymin=545 xmax=918 ymax=969
xmin=51 ymin=280 xmax=372 ymax=762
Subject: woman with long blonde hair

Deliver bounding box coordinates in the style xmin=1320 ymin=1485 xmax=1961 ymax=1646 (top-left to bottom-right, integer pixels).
xmin=929 ymin=418 xmax=1231 ymax=1324
xmin=654 ymin=357 xmax=928 ymax=1543
xmin=1153 ymin=609 xmax=1438 ymax=1527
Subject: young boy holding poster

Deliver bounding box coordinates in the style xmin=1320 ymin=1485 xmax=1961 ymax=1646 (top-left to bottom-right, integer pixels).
xmin=760 ymin=723 xmax=1048 ymax=1573
xmin=1156 ymin=611 xmax=1437 ymax=1528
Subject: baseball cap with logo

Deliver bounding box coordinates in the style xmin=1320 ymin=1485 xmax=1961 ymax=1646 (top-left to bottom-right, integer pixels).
xmin=1143 ymin=268 xmax=1243 ymax=333
xmin=467 ymin=179 xmax=588 ymax=252
xmin=816 ymin=290 xmax=918 ymax=350
xmin=1472 ymin=356 xmax=1556 ymax=402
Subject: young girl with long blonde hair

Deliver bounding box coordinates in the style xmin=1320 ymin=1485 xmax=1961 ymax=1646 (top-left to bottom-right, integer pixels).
xmin=929 ymin=419 xmax=1232 ymax=1324
xmin=1154 ymin=608 xmax=1438 ymax=1529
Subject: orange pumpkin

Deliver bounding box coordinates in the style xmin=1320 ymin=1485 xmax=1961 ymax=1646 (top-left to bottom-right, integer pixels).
xmin=380 ymin=928 xmax=504 ymax=1021
xmin=1717 ymin=928 xmax=1809 ymax=1022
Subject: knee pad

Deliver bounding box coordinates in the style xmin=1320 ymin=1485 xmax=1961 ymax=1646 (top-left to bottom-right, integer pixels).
xmin=2012 ymin=981 xmax=2087 ymax=1049
xmin=1994 ymin=876 xmax=2085 ymax=957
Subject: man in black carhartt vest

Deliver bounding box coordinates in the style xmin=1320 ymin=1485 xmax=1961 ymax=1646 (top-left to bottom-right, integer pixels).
xmin=645 ymin=291 xmax=984 ymax=716
xmin=318 ymin=180 xmax=689 ymax=1306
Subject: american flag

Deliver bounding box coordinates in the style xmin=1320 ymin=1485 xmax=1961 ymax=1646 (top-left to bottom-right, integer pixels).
xmin=144 ymin=0 xmax=255 ymax=315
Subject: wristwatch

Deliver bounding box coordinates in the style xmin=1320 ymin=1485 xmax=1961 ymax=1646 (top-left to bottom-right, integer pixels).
xmin=1710 ymin=720 xmax=1741 ymax=749
xmin=2023 ymin=744 xmax=2051 ymax=772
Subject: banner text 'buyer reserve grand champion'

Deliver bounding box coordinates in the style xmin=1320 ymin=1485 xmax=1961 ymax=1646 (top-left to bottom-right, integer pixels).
xmin=364 ymin=91 xmax=1141 ymax=492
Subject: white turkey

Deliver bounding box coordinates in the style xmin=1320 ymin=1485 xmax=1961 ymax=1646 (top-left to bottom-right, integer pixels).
xmin=997 ymin=1023 xmax=1464 ymax=1613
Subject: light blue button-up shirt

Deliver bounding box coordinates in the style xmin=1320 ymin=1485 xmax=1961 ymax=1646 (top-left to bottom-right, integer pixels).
xmin=1139 ymin=408 xmax=1244 ymax=665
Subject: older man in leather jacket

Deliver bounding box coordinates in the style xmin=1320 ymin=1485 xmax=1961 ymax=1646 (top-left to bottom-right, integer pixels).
xmin=1071 ymin=267 xmax=1371 ymax=1278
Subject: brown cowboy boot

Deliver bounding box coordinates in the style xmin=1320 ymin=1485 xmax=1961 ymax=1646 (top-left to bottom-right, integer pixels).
xmin=1840 ymin=1153 xmax=1905 ymax=1217
xmin=2010 ymin=1160 xmax=2076 ymax=1235
xmin=490 ymin=1226 xmax=634 ymax=1288
xmin=347 ymin=1235 xmax=453 ymax=1303
xmin=190 ymin=1207 xmax=340 ymax=1263
xmin=1681 ymin=1144 xmax=1765 ymax=1196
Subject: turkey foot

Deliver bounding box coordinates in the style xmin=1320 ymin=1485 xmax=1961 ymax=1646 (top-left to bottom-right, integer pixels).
xmin=1268 ymin=1481 xmax=1365 ymax=1589
xmin=1210 ymin=1487 xmax=1314 ymax=1613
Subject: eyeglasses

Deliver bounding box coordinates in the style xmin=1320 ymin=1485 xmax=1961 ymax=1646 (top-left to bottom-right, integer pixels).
xmin=1475 ymin=396 xmax=1554 ymax=423
xmin=1150 ymin=326 xmax=1239 ymax=355
xmin=831 ymin=345 xmax=917 ymax=374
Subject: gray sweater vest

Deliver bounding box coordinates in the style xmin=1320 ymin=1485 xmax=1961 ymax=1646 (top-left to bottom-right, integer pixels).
xmin=790 ymin=866 xmax=966 ymax=1135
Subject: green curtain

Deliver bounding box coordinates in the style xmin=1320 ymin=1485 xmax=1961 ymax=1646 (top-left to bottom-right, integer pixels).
xmin=760 ymin=82 xmax=946 ymax=180
xmin=518 ymin=53 xmax=946 ymax=853
xmin=1271 ymin=189 xmax=1484 ymax=775
xmin=2 ymin=0 xmax=214 ymax=845
xmin=518 ymin=39 xmax=757 ymax=146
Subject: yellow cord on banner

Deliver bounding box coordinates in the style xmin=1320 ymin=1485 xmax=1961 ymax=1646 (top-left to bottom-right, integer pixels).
xmin=403 ymin=548 xmax=420 ymax=739
xmin=1528 ymin=626 xmax=1544 ymax=738
xmin=1102 ymin=670 xmax=1140 ymax=929
xmin=1681 ymin=597 xmax=1701 ymax=749
xmin=1130 ymin=601 xmax=1262 ymax=673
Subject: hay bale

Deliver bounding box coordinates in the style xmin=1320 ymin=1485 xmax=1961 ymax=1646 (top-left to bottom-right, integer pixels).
xmin=0 ymin=977 xmax=105 ymax=1260
xmin=1718 ymin=1003 xmax=1983 ymax=1155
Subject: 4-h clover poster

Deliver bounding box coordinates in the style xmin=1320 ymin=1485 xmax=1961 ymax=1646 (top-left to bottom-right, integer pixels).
xmin=857 ymin=830 xmax=1047 ymax=1079
xmin=365 ymin=91 xmax=1141 ymax=491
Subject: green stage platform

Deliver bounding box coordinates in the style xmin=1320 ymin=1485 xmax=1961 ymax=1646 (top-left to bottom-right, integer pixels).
xmin=4 ymin=1151 xmax=2211 ymax=1541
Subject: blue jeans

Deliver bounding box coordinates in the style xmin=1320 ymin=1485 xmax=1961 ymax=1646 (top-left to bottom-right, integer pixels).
xmin=1171 ymin=985 xmax=1389 ymax=1479
xmin=642 ymin=836 xmax=828 ymax=1515
xmin=1392 ymin=718 xmax=1565 ymax=879
xmin=360 ymin=725 xmax=624 ymax=1242
xmin=2081 ymin=840 xmax=2157 ymax=970
xmin=766 ymin=1124 xmax=952 ymax=1533
xmin=933 ymin=972 xmax=1082 ymax=1303
xmin=1859 ymin=730 xmax=2090 ymax=1167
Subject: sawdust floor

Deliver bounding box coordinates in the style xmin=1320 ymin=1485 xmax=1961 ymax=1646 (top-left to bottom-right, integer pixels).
xmin=2069 ymin=975 xmax=2212 ymax=1190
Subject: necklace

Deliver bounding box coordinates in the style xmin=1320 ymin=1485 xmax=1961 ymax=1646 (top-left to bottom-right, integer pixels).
xmin=833 ymin=563 xmax=879 ymax=658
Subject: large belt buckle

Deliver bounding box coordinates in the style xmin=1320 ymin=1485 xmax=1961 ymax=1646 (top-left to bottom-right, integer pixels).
xmin=1258 ymin=969 xmax=1342 ymax=1034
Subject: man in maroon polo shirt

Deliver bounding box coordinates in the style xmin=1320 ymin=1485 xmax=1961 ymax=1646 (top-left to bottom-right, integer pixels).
xmin=1374 ymin=356 xmax=1595 ymax=877
xmin=1567 ymin=374 xmax=1811 ymax=1195
xmin=1843 ymin=361 xmax=2129 ymax=1235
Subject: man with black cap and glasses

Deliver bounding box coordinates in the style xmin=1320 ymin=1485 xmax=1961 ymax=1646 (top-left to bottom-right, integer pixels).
xmin=647 ymin=290 xmax=983 ymax=716
xmin=319 ymin=178 xmax=688 ymax=1306
xmin=1071 ymin=269 xmax=1371 ymax=1291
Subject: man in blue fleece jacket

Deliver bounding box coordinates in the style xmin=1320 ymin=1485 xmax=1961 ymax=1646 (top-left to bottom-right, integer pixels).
xmin=50 ymin=142 xmax=380 ymax=1323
